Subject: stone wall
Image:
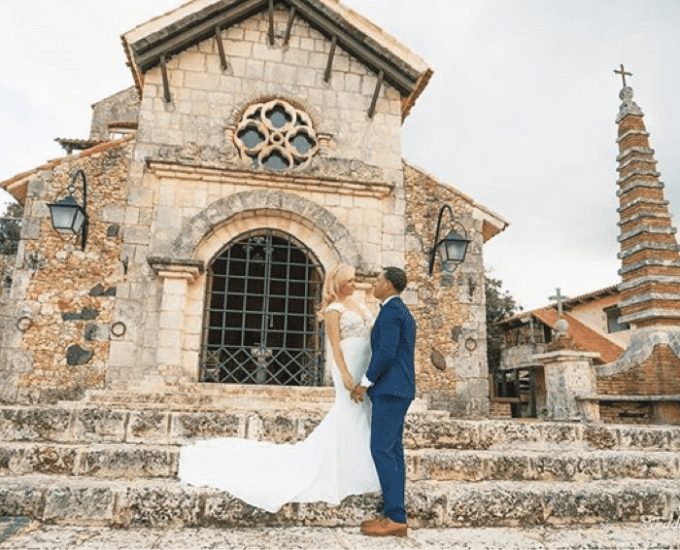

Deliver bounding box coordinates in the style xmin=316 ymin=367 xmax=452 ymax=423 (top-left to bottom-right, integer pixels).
xmin=0 ymin=139 xmax=133 ymax=403
xmin=90 ymin=88 xmax=140 ymax=141
xmin=402 ymin=163 xmax=488 ymax=416
xmin=597 ymin=344 xmax=680 ymax=395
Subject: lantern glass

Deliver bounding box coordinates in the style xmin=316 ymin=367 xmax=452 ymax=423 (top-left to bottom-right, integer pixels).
xmin=439 ymin=229 xmax=469 ymax=271
xmin=48 ymin=196 xmax=84 ymax=235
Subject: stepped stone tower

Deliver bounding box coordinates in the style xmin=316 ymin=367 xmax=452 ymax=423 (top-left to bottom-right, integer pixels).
xmin=616 ymin=85 xmax=680 ymax=327
xmin=595 ymin=73 xmax=680 ymax=411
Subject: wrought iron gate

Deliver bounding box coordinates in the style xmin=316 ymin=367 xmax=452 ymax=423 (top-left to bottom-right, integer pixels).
xmin=200 ymin=229 xmax=325 ymax=386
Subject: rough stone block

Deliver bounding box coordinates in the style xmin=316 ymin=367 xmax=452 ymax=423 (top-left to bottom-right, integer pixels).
xmin=420 ymin=451 xmax=484 ymax=482
xmin=17 ymin=444 xmax=78 ymax=475
xmin=604 ymin=453 xmax=677 ymax=480
xmin=116 ymin=484 xmax=202 ymax=527
xmin=485 ymin=453 xmax=533 ymax=481
xmin=204 ymin=491 xmax=296 ymax=527
xmin=404 ymin=418 xmax=482 ymax=450
xmin=481 ymin=421 xmax=542 ymax=450
xmin=445 ymin=482 xmax=544 ymax=526
xmin=76 ymin=447 xmax=176 ymax=478
xmin=44 ymin=483 xmax=115 ymax=521
xmin=72 ymin=409 xmax=128 ymax=443
xmin=170 ymin=412 xmax=246 ymax=443
xmin=533 ymin=454 xmax=602 ymax=482
xmin=0 ymin=480 xmax=44 ymax=517
xmin=619 ymin=427 xmax=671 ymax=450
xmin=583 ymin=425 xmax=619 ymax=450
xmin=126 ymin=411 xmax=170 ymax=444
xmin=295 ymin=495 xmax=378 ymax=528
xmin=0 ymin=408 xmax=71 ymax=442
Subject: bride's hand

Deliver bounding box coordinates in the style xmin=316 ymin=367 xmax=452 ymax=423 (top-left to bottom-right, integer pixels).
xmin=342 ymin=372 xmax=355 ymax=392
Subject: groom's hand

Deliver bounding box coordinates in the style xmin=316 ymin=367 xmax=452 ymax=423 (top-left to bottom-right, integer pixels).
xmin=351 ymin=384 xmax=367 ymax=403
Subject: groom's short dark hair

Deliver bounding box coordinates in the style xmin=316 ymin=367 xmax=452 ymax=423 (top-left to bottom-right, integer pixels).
xmin=383 ymin=267 xmax=407 ymax=293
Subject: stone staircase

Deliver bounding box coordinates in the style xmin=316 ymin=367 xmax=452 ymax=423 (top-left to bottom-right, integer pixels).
xmin=1 ymin=388 xmax=680 ymax=529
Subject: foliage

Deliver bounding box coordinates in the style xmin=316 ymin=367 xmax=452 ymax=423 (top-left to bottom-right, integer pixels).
xmin=485 ymin=272 xmax=522 ymax=373
xmin=0 ymin=202 xmax=23 ymax=255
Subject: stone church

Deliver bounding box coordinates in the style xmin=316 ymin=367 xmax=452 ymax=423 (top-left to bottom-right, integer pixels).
xmin=0 ymin=0 xmax=508 ymax=415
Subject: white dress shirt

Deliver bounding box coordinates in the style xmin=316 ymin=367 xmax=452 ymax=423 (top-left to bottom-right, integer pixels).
xmin=360 ymin=294 xmax=399 ymax=388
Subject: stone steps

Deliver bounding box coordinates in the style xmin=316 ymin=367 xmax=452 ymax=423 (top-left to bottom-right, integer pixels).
xmin=1 ymin=442 xmax=679 ymax=482
xmin=3 ymin=405 xmax=680 ymax=451
xmin=1 ymin=475 xmax=678 ymax=528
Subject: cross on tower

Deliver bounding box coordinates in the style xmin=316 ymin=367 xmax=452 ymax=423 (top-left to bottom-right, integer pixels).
xmin=549 ymin=288 xmax=569 ymax=317
xmin=614 ymin=64 xmax=633 ymax=87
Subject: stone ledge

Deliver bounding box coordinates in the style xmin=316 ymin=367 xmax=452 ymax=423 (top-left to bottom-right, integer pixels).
xmin=577 ymin=394 xmax=680 ymax=403
xmin=1 ymin=476 xmax=678 ymax=528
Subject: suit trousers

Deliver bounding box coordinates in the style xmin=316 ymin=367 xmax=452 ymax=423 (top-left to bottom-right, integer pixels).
xmin=369 ymin=394 xmax=412 ymax=524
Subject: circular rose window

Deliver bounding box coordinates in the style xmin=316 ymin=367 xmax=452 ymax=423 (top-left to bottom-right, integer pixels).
xmin=234 ymin=100 xmax=319 ymax=171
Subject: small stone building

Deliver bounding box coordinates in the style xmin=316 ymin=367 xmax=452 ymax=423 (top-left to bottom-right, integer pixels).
xmin=0 ymin=0 xmax=508 ymax=415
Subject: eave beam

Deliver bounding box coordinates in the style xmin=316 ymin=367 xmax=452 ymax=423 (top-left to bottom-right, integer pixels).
xmin=268 ymin=0 xmax=275 ymax=45
xmin=135 ymin=0 xmax=267 ymax=71
xmin=324 ymin=35 xmax=337 ymax=83
xmin=368 ymin=70 xmax=384 ymax=119
xmin=286 ymin=0 xmax=416 ymax=96
xmin=160 ymin=54 xmax=172 ymax=103
xmin=215 ymin=26 xmax=228 ymax=71
xmin=283 ymin=6 xmax=296 ymax=46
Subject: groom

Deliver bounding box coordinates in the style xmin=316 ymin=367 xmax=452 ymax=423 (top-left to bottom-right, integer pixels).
xmin=351 ymin=267 xmax=416 ymax=538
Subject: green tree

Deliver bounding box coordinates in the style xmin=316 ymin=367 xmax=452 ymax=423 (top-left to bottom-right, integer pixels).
xmin=0 ymin=202 xmax=23 ymax=255
xmin=485 ymin=272 xmax=522 ymax=374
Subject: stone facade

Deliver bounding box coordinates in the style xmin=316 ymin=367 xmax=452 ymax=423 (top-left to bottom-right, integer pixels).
xmin=0 ymin=0 xmax=507 ymax=413
xmin=402 ymin=164 xmax=491 ymax=416
xmin=0 ymin=139 xmax=133 ymax=403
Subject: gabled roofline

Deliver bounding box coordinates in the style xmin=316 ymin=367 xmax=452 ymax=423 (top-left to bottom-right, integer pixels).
xmin=121 ymin=0 xmax=432 ymax=120
xmin=403 ymin=160 xmax=511 ymax=243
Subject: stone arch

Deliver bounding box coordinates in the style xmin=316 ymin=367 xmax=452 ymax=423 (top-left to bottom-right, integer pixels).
xmin=169 ymin=190 xmax=362 ymax=270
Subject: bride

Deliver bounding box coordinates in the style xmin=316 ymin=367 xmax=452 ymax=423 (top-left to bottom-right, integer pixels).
xmin=178 ymin=263 xmax=380 ymax=512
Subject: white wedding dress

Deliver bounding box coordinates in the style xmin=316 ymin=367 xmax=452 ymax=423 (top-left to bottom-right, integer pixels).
xmin=178 ymin=301 xmax=380 ymax=513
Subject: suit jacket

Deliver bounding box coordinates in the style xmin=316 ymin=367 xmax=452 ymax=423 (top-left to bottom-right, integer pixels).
xmin=365 ymin=296 xmax=416 ymax=400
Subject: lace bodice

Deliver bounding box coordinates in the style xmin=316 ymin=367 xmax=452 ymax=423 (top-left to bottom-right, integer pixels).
xmin=325 ymin=301 xmax=373 ymax=339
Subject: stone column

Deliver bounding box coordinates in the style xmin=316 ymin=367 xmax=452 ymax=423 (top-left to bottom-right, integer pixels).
xmin=149 ymin=259 xmax=203 ymax=388
xmin=533 ymin=349 xmax=600 ymax=422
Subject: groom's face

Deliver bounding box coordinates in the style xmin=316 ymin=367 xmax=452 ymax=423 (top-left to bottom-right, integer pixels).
xmin=373 ymin=272 xmax=392 ymax=302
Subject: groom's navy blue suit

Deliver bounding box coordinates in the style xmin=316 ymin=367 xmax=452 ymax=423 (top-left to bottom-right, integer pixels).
xmin=364 ymin=296 xmax=416 ymax=524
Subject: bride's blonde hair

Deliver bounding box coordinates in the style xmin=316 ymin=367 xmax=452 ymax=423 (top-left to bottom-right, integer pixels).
xmin=317 ymin=263 xmax=355 ymax=318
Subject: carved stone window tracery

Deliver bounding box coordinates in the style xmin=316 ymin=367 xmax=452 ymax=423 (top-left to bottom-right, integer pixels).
xmin=234 ymin=100 xmax=319 ymax=171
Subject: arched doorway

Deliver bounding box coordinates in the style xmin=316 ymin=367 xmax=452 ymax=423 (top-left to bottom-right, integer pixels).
xmin=201 ymin=229 xmax=325 ymax=386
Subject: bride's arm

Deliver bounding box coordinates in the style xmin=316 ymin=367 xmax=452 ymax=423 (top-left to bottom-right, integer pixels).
xmin=324 ymin=310 xmax=355 ymax=392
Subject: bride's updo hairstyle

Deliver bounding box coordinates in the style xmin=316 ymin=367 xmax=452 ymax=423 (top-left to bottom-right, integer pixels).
xmin=317 ymin=263 xmax=355 ymax=318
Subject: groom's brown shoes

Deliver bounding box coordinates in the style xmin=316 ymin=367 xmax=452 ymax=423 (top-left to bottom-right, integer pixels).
xmin=360 ymin=517 xmax=408 ymax=537
xmin=360 ymin=515 xmax=384 ymax=530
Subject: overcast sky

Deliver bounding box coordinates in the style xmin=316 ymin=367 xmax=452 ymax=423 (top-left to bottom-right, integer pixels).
xmin=1 ymin=0 xmax=679 ymax=311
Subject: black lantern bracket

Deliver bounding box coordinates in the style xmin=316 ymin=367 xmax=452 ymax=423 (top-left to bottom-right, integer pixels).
xmin=428 ymin=204 xmax=471 ymax=276
xmin=48 ymin=169 xmax=89 ymax=250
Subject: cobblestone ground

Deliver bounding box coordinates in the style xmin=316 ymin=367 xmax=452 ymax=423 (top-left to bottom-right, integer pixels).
xmin=1 ymin=519 xmax=679 ymax=549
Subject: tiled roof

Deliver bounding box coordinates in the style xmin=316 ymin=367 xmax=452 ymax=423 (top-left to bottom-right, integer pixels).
xmin=0 ymin=135 xmax=135 ymax=204
xmin=532 ymin=309 xmax=624 ymax=364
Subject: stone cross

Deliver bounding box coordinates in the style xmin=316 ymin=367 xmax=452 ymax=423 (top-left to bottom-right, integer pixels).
xmin=549 ymin=288 xmax=569 ymax=317
xmin=614 ymin=64 xmax=632 ymax=87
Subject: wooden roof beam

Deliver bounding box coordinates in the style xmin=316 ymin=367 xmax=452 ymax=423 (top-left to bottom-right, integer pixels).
xmin=367 ymin=70 xmax=384 ymax=119
xmin=215 ymin=25 xmax=228 ymax=71
xmin=135 ymin=0 xmax=267 ymax=71
xmin=268 ymin=0 xmax=275 ymax=45
xmin=324 ymin=35 xmax=337 ymax=83
xmin=286 ymin=0 xmax=416 ymax=95
xmin=283 ymin=5 xmax=296 ymax=46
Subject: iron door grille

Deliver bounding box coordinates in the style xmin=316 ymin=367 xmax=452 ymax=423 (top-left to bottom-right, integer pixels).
xmin=201 ymin=229 xmax=325 ymax=386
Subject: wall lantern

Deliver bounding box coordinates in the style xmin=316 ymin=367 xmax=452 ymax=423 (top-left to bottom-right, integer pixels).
xmin=428 ymin=205 xmax=470 ymax=276
xmin=48 ymin=169 xmax=89 ymax=250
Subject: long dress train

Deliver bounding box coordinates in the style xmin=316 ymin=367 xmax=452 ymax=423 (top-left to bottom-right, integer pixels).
xmin=177 ymin=301 xmax=380 ymax=513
